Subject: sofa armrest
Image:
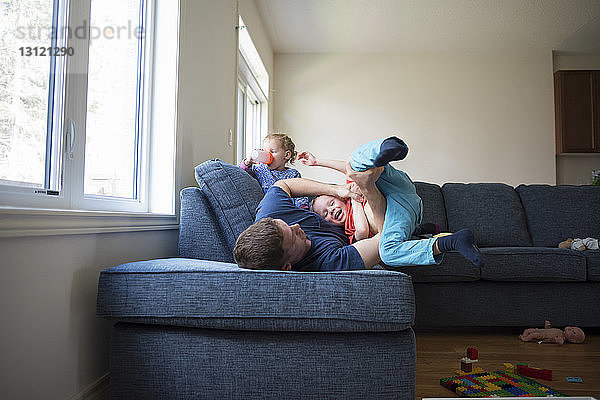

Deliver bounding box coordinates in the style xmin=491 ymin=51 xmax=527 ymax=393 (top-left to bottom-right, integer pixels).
xmin=97 ymin=258 xmax=415 ymax=332
xmin=178 ymin=187 xmax=235 ymax=262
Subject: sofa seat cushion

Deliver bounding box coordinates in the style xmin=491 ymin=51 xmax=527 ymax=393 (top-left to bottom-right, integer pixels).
xmin=586 ymin=251 xmax=600 ymax=281
xmin=517 ymin=185 xmax=600 ymax=247
xmin=389 ymin=252 xmax=480 ymax=283
xmin=442 ymin=183 xmax=532 ymax=247
xmin=480 ymin=247 xmax=587 ymax=282
xmin=97 ymin=258 xmax=415 ymax=332
xmin=414 ymin=182 xmax=448 ymax=232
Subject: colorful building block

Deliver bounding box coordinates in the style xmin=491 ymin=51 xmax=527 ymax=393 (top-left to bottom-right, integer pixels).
xmin=466 ymin=347 xmax=478 ymax=360
xmin=516 ymin=364 xmax=552 ymax=381
xmin=460 ymin=357 xmax=474 ymax=372
xmin=440 ymin=370 xmax=566 ymax=398
xmin=502 ymin=362 xmax=515 ymax=373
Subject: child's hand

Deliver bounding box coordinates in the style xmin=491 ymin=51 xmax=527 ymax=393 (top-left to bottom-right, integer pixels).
xmin=244 ymin=155 xmax=256 ymax=166
xmin=334 ymin=184 xmax=363 ymax=202
xmin=347 ymin=182 xmax=364 ymax=202
xmin=298 ymin=151 xmax=318 ymax=166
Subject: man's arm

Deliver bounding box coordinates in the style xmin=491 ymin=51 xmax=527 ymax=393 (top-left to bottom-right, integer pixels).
xmin=275 ymin=178 xmax=361 ymax=200
xmin=351 ymin=232 xmax=381 ymax=268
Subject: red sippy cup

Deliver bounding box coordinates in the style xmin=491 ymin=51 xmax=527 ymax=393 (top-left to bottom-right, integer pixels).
xmin=251 ymin=149 xmax=273 ymax=164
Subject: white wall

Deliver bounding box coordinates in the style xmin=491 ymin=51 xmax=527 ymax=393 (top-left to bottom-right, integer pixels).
xmin=0 ymin=0 xmax=273 ymax=399
xmin=0 ymin=230 xmax=177 ymax=400
xmin=553 ymin=52 xmax=600 ymax=185
xmin=273 ymin=52 xmax=556 ymax=186
xmin=177 ymin=0 xmax=273 ymax=189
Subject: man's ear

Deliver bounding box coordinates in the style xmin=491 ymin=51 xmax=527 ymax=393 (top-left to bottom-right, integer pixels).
xmin=285 ymin=150 xmax=292 ymax=161
xmin=282 ymin=263 xmax=292 ymax=271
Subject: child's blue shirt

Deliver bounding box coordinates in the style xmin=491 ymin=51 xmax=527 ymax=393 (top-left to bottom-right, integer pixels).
xmin=244 ymin=162 xmax=310 ymax=209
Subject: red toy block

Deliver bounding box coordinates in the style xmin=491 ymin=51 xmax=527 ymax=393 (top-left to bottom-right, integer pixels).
xmin=517 ymin=364 xmax=552 ymax=381
xmin=466 ymin=347 xmax=478 ymax=360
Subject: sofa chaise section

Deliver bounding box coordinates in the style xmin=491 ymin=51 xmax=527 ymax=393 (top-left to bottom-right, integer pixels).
xmin=98 ymin=160 xmax=419 ymax=399
xmin=97 ymin=258 xmax=417 ymax=399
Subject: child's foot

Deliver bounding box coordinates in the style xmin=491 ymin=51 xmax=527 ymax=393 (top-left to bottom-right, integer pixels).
xmin=414 ymin=222 xmax=441 ymax=236
xmin=373 ymin=137 xmax=409 ymax=167
xmin=436 ymin=229 xmax=482 ymax=266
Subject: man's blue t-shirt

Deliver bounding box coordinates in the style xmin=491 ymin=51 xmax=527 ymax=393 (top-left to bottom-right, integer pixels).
xmin=255 ymin=186 xmax=365 ymax=271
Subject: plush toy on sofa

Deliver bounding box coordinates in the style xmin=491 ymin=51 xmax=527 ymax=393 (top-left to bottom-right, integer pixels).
xmin=519 ymin=320 xmax=585 ymax=345
xmin=559 ymin=237 xmax=599 ymax=251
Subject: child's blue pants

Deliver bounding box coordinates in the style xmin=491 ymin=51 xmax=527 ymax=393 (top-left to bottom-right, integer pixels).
xmin=349 ymin=137 xmax=439 ymax=266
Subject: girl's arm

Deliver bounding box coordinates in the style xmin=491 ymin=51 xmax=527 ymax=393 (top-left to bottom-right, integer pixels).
xmin=351 ymin=199 xmax=370 ymax=241
xmin=298 ymin=151 xmax=346 ymax=174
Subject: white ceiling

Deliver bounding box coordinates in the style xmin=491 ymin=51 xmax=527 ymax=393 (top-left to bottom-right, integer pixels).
xmin=255 ymin=0 xmax=600 ymax=53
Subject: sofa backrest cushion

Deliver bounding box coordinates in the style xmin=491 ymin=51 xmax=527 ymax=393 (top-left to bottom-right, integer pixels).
xmin=517 ymin=185 xmax=600 ymax=247
xmin=179 ymin=160 xmax=263 ymax=261
xmin=414 ymin=182 xmax=448 ymax=232
xmin=442 ymin=183 xmax=532 ymax=247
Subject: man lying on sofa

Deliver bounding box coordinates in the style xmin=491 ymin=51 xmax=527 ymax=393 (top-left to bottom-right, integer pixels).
xmin=233 ymin=137 xmax=481 ymax=271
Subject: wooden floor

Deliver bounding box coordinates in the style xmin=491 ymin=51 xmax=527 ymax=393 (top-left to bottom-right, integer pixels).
xmin=415 ymin=328 xmax=600 ymax=399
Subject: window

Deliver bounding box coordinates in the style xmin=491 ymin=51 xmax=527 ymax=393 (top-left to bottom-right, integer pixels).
xmin=0 ymin=0 xmax=63 ymax=191
xmin=0 ymin=0 xmax=178 ymax=215
xmin=236 ymin=16 xmax=268 ymax=164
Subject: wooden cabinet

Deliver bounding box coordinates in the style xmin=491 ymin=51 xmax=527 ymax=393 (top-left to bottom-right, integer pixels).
xmin=554 ymin=70 xmax=600 ymax=154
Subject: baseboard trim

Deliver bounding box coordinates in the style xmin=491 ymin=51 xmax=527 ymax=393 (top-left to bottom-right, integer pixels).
xmin=65 ymin=372 xmax=110 ymax=400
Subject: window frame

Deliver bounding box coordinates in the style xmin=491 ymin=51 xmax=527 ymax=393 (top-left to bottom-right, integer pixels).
xmin=0 ymin=0 xmax=180 ymax=236
xmin=235 ymin=17 xmax=269 ymax=165
xmin=0 ymin=0 xmax=176 ymax=215
xmin=0 ymin=0 xmax=69 ymax=208
xmin=75 ymin=0 xmax=151 ymax=213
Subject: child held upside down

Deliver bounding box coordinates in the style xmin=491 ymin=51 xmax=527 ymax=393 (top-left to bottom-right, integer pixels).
xmin=298 ymin=137 xmax=481 ymax=267
xmin=298 ymin=152 xmax=377 ymax=243
xmin=299 ymin=151 xmax=439 ymax=244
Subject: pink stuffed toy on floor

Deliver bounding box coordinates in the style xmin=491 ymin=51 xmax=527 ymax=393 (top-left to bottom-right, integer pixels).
xmin=519 ymin=320 xmax=585 ymax=345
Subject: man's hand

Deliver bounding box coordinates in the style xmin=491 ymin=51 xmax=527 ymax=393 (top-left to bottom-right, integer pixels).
xmin=298 ymin=151 xmax=318 ymax=166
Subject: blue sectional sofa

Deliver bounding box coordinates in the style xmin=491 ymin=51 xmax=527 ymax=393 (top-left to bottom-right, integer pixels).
xmin=97 ymin=159 xmax=600 ymax=399
xmin=404 ymin=182 xmax=600 ymax=328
